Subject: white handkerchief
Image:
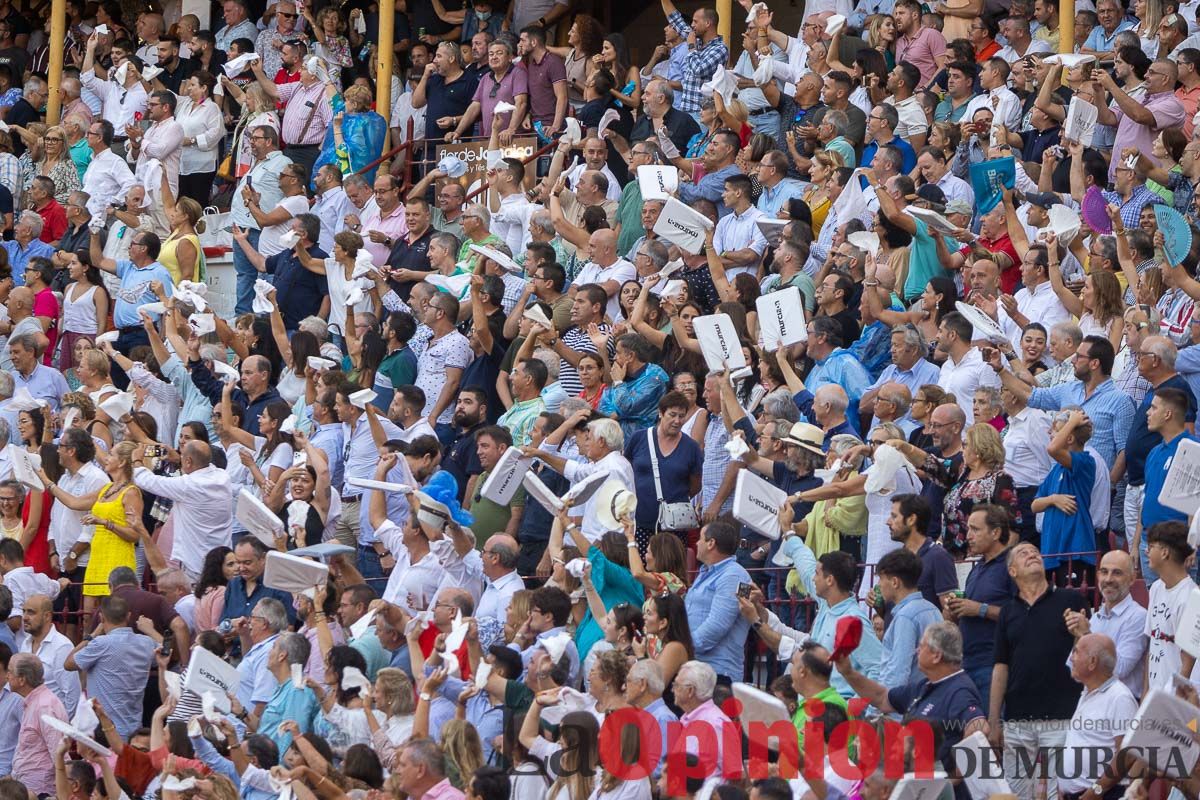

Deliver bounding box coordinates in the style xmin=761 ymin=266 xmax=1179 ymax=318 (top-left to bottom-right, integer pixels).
xmin=349 ymin=388 xmax=376 ymax=408
xmin=352 ymin=249 xmax=375 ymax=279
xmin=598 ymin=108 xmax=620 ymax=138
xmin=287 ymin=499 xmax=310 ymax=531
xmin=4 ymin=386 xmax=46 ymax=412
xmin=493 ymin=100 xmax=516 ymax=114
xmin=306 ymin=356 xmax=337 ymax=372
xmin=222 ymin=52 xmax=260 ymax=78
xmin=484 ymin=149 xmax=504 ymax=170
xmin=94 ymin=23 xmax=109 ymax=34
xmin=540 ymin=631 xmax=572 ymax=663
xmin=188 ymin=312 xmax=215 ymax=335
xmin=212 ymin=359 xmax=239 ymax=383
xmin=565 ymin=558 xmax=588 ymax=579
xmin=72 ymin=695 xmax=100 ymax=733
xmin=252 ymin=279 xmax=275 ymax=314
xmin=825 ymin=14 xmax=846 ymax=35
xmin=139 ymin=301 xmax=166 ymax=315
xmin=115 ymin=62 xmax=129 ymax=84
xmin=142 ymin=64 xmax=163 ymax=81
xmin=474 ymin=661 xmax=492 ymax=690
xmin=291 ymin=663 xmax=305 ymax=689
xmin=341 ymin=665 xmax=371 ymax=693
xmin=444 ymin=609 xmax=470 ymax=653
xmin=201 ymin=691 xmax=223 ymax=724
xmin=278 ymin=229 xmax=300 ymax=248
xmin=176 ymin=281 xmax=208 ymax=311
xmin=724 ymin=435 xmax=751 ymax=460
xmin=344 ymin=283 xmax=365 ymax=306
xmin=350 ymin=608 xmax=377 ymax=640
xmin=164 ymin=670 xmax=183 ymax=699
xmin=753 ymin=57 xmax=775 ymax=86
xmin=744 ymin=2 xmax=767 ymax=23
xmin=438 ymin=154 xmax=468 ymax=178
xmin=561 ymin=117 xmax=582 ymax=146
xmin=99 ymin=391 xmax=134 ymax=421
xmin=162 ymin=776 xmax=197 ymax=791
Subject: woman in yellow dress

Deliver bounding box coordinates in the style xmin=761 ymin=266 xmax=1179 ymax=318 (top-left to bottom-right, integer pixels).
xmin=40 ymin=441 xmax=146 ymax=618
xmin=156 ymin=171 xmax=204 ymax=284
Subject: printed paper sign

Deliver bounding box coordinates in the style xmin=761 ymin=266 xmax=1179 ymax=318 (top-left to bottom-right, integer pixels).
xmin=757 ymin=286 xmax=807 ymax=350
xmin=638 ymin=165 xmax=679 ymax=201
xmin=1065 ymin=96 xmax=1098 ymax=147
xmin=969 ymin=157 xmax=1016 ymax=215
xmin=263 ymin=551 xmax=329 ymax=595
xmin=653 ymin=197 xmax=714 ymax=255
xmin=183 ymin=648 xmax=240 ymax=712
xmin=1122 ymin=689 xmax=1200 ymax=774
xmin=693 ymin=313 xmax=747 ymax=373
xmin=732 ymin=469 xmax=788 ymax=540
xmin=479 ymin=446 xmax=532 ymax=505
xmin=1159 ymin=438 xmax=1200 ymax=517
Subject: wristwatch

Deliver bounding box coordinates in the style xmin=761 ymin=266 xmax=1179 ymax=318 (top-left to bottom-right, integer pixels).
xmin=977 ymin=603 xmax=990 ymax=619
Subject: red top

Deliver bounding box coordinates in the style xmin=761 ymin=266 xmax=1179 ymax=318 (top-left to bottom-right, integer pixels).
xmin=36 ymin=199 xmax=66 ymax=244
xmin=418 ymin=621 xmax=472 ymax=681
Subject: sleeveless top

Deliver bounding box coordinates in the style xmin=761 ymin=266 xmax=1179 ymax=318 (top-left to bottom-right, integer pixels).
xmin=565 ymin=50 xmax=589 ymax=105
xmin=62 ymin=283 xmax=99 ymax=335
xmin=159 ymin=232 xmax=202 ymax=285
xmin=92 ymin=482 xmax=134 ymax=537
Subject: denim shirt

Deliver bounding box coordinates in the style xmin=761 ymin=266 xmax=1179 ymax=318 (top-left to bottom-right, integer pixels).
xmin=684 ymin=556 xmax=753 ymax=680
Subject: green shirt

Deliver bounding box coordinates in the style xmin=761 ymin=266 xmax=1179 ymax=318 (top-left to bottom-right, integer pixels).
xmin=615 ymin=180 xmax=645 ymax=257
xmin=792 ymin=685 xmax=849 ymax=751
xmin=377 ymin=345 xmax=418 ymax=390
xmin=498 ymin=396 xmax=546 ymax=447
xmin=457 ymin=233 xmax=504 ymax=265
xmin=825 ymin=137 xmax=856 ymax=169
xmin=469 ymin=470 xmax=525 ymax=546
xmin=903 ymin=218 xmax=950 ymax=300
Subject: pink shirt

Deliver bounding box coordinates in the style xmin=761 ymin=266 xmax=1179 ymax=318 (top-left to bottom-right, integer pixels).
xmin=360 ymin=202 xmax=409 ymax=266
xmin=422 ymin=778 xmax=467 ymax=800
xmin=895 ymin=27 xmax=947 ymax=88
xmin=677 ymin=699 xmax=737 ymax=780
xmin=1109 ymin=91 xmax=1187 ymax=181
xmin=13 ymin=684 xmax=67 ymax=796
xmin=194 ymin=585 xmax=226 ymax=633
xmin=33 ymin=287 xmax=58 ymax=366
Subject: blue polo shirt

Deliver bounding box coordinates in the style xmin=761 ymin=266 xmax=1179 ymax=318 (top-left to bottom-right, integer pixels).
xmin=265 ymin=245 xmax=328 ymax=331
xmin=1143 ymin=431 xmax=1198 ymax=529
xmin=887 ymin=670 xmax=985 ymax=764
xmin=960 ymin=550 xmax=1014 ymax=671
xmin=258 ymin=680 xmax=321 ymax=755
xmin=112 ymin=259 xmax=175 ymax=328
xmin=423 ymin=71 xmax=480 ymax=139
xmin=1126 ymin=376 xmax=1197 ymax=486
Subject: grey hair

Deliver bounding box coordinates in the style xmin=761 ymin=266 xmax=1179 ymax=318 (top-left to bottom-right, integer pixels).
xmin=107 ymin=566 xmax=138 ymax=589
xmin=830 ymin=433 xmax=864 ymax=468
xmin=18 ymin=211 xmax=43 ymax=237
xmin=877 ymin=383 xmax=911 ymax=417
xmin=199 ymin=344 xmax=227 ymax=364
xmin=874 ymin=103 xmax=899 ymax=130
xmin=1050 ymin=321 xmax=1083 ymax=346
xmin=892 ymin=323 xmax=926 ymax=354
xmin=10 ymin=653 xmax=43 ymax=686
xmin=430 ymin=231 xmax=460 ymax=257
xmin=676 ymin=660 xmax=717 ymax=701
xmin=298 ymin=316 xmax=330 ymax=341
xmin=628 ymin=658 xmax=666 ymax=696
xmin=871 ymin=422 xmax=906 ymax=442
xmin=640 ymin=239 xmax=670 ymax=271
xmin=1113 ymin=29 xmax=1140 ymax=49
xmin=490 ymin=539 xmax=518 ymax=569
xmin=529 ymin=210 xmax=555 ymax=237
xmin=344 ymin=173 xmax=371 ymax=191
xmin=156 ymin=568 xmax=192 ymax=593
xmin=1145 ymin=337 xmax=1178 ymax=369
xmin=532 ymin=346 xmax=559 ymax=381
xmin=822 ymin=109 xmax=849 ymax=137
xmin=922 ymin=621 xmax=963 ymax=663
xmin=0 ymin=419 xmax=10 ymax=448
xmin=558 ymin=397 xmax=592 ymax=420
xmin=254 ymin=597 xmax=289 ymax=633
xmin=436 ymin=40 xmax=464 ymax=66
xmin=588 ymin=418 xmax=624 ymax=451
xmin=1094 ymin=235 xmax=1118 ymax=266
xmin=22 ymin=77 xmax=45 ymax=96
xmin=0 ymin=480 xmax=24 ymax=504
xmin=402 ymin=738 xmax=447 ymax=778
xmin=9 ymin=333 xmax=40 ymax=354
xmin=974 ymin=385 xmax=1002 ymax=413
xmin=761 ymin=387 xmax=801 ymax=423
xmin=814 ymin=384 xmax=849 ymax=416
xmin=277 ymin=632 xmax=311 ymax=666
xmin=652 ymin=79 xmax=675 ymax=104
xmin=464 ymin=203 xmax=491 ymax=226
xmin=1090 ymin=637 xmax=1118 ymax=674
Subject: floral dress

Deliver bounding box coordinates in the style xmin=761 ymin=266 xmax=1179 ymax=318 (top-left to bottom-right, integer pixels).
xmin=314 ymin=36 xmax=353 ymax=86
xmin=40 ymin=158 xmax=82 ymax=206
xmin=933 ymin=462 xmax=1022 ymax=552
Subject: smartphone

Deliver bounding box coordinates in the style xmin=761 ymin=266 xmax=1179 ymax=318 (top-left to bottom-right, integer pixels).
xmin=737 ymin=582 xmax=753 ymax=599
xmin=159 ymin=636 xmax=173 ymax=659
xmin=147 ymin=445 xmax=166 ymax=458
xmin=246 ymin=175 xmax=254 ymax=191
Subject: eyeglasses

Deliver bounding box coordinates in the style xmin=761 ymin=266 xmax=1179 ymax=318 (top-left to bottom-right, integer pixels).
xmin=44 ymin=136 xmax=63 ymax=142
xmin=278 ymin=10 xmax=297 ymax=17
xmin=0 ymin=496 xmax=18 ymax=503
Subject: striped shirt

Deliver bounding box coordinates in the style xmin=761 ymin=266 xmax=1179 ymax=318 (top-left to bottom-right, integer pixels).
xmin=278 ymin=80 xmax=332 ymax=147
xmin=557 ymin=324 xmax=606 ymax=397
xmin=1028 ymin=378 xmax=1136 ymax=470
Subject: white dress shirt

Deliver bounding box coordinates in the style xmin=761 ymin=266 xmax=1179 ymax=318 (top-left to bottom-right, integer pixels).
xmin=1014 ymin=280 xmax=1071 ymax=333
xmin=935 ymin=172 xmax=976 ymax=208
xmin=132 ymin=464 xmax=233 ymax=576
xmin=476 ymin=569 xmax=525 ymax=622
xmin=712 ymin=205 xmax=769 ymax=279
xmin=491 ymin=193 xmax=538 ymax=257
xmin=565 ymin=162 xmax=622 ymax=201
xmin=1087 ymin=593 xmax=1148 ymax=700
xmin=937 ymin=347 xmax=1001 ymax=426
xmin=20 ymin=627 xmax=81 ymax=715
xmin=573 ymin=258 xmax=637 ymax=320
xmin=1002 ymin=406 xmax=1053 ymax=488
xmin=79 ymin=72 xmax=148 ymax=135
xmin=176 ymin=97 xmax=224 ymax=175
xmin=49 ymin=461 xmax=108 ymax=567
xmin=962 ymin=86 xmax=1023 ymax=131
xmin=82 ymin=149 xmax=136 ymax=217
xmin=561 ymin=450 xmax=636 ymax=542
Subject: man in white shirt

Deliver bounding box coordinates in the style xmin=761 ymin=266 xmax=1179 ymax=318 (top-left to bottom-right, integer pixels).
xmin=1009 ymin=245 xmax=1072 ymax=334
xmin=476 ymin=534 xmax=524 ymax=622
xmin=19 ymin=595 xmax=80 ymax=715
xmin=936 ymin=312 xmax=1001 ymax=425
xmin=712 ymin=174 xmax=768 ymax=279
xmin=916 ymin=146 xmax=975 ymax=208
xmin=1058 ymin=634 xmax=1137 ymax=798
xmin=885 ymin=62 xmax=929 ymax=147
xmin=128 ymin=441 xmax=233 ymax=581
xmin=488 ymin=156 xmax=537 ymax=257
xmin=0 ymin=539 xmax=66 ymax=650
xmin=962 ymin=57 xmax=1023 ymax=131
xmin=80 ymin=37 xmax=149 ymax=147
xmin=996 ymin=16 xmax=1054 ymax=63
xmin=999 ymin=385 xmax=1053 ymax=542
xmin=312 ymin=165 xmax=352 ymax=254
xmin=157 ymin=570 xmax=198 ymax=633
xmin=572 ymin=230 xmax=637 ymax=320
xmin=46 ymin=428 xmax=107 ymax=639
xmin=81 ymin=120 xmax=136 ymax=218
xmin=564 ymin=137 xmax=621 ymax=202
xmin=1064 ymin=550 xmax=1148 ymax=699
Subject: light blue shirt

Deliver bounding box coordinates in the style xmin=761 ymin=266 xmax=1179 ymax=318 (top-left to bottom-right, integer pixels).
xmin=11 ymin=364 xmax=70 ymax=411
xmin=258 ymin=680 xmax=321 ymax=755
xmin=511 ymin=625 xmax=581 ymax=687
xmin=163 ymin=354 xmax=215 ymax=444
xmin=0 ymin=687 xmax=21 ymax=774
xmin=231 ymin=150 xmax=293 ymax=230
xmin=1028 ymin=378 xmax=1135 ymax=470
xmin=349 ymin=630 xmax=391 ymax=679
xmin=713 ymin=205 xmax=769 ymax=264
xmin=758 ymin=178 xmax=807 ymax=217
xmin=644 ymin=698 xmax=679 ymax=777
xmin=1083 ymin=19 xmax=1135 ymax=52
xmin=310 ymin=422 xmax=345 ymax=491
xmin=71 ymin=627 xmax=157 ymax=738
xmin=684 ymin=556 xmax=752 ymax=681
xmin=191 ymin=735 xmax=278 ymax=800
xmin=433 ymin=671 xmax=506 ymax=763
xmin=345 ymin=415 xmax=404 ymax=544
xmin=236 ymin=634 xmax=280 ymax=710
xmin=879 ymin=592 xmax=944 ymax=690
xmin=806 ymin=348 xmax=873 ymax=424
xmin=868 ymin=357 xmax=943 ymax=395
xmin=678 ymin=164 xmax=743 ymax=218
xmin=111 ymin=259 xmax=175 ymax=328
xmin=3 ymin=239 xmax=55 ymax=285
xmin=666 ymin=41 xmax=689 ymax=84
xmin=783 ymin=536 xmax=883 ymax=698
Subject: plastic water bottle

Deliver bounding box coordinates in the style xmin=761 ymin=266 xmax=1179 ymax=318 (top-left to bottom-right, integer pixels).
xmin=217 ymin=619 xmax=233 ymax=635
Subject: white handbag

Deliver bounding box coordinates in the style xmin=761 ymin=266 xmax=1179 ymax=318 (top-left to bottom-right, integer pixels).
xmin=647 ymin=428 xmax=700 ymax=532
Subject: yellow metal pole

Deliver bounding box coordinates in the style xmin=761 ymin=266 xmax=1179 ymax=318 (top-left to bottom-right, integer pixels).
xmin=377 ymin=0 xmax=395 ymax=150
xmin=1059 ymin=0 xmax=1074 ymax=53
xmin=717 ymin=0 xmax=732 ymax=48
xmin=47 ymin=0 xmax=66 ymax=124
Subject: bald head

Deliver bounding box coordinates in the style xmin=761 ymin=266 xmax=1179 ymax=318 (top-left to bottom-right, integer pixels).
xmin=181 ymin=440 xmax=213 ymax=473
xmin=1097 ymin=548 xmax=1135 ymax=606
xmin=1073 ymin=633 xmax=1117 ymax=680
xmin=589 ymin=229 xmax=618 ymax=267
xmin=8 ymin=287 xmax=31 ymax=311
